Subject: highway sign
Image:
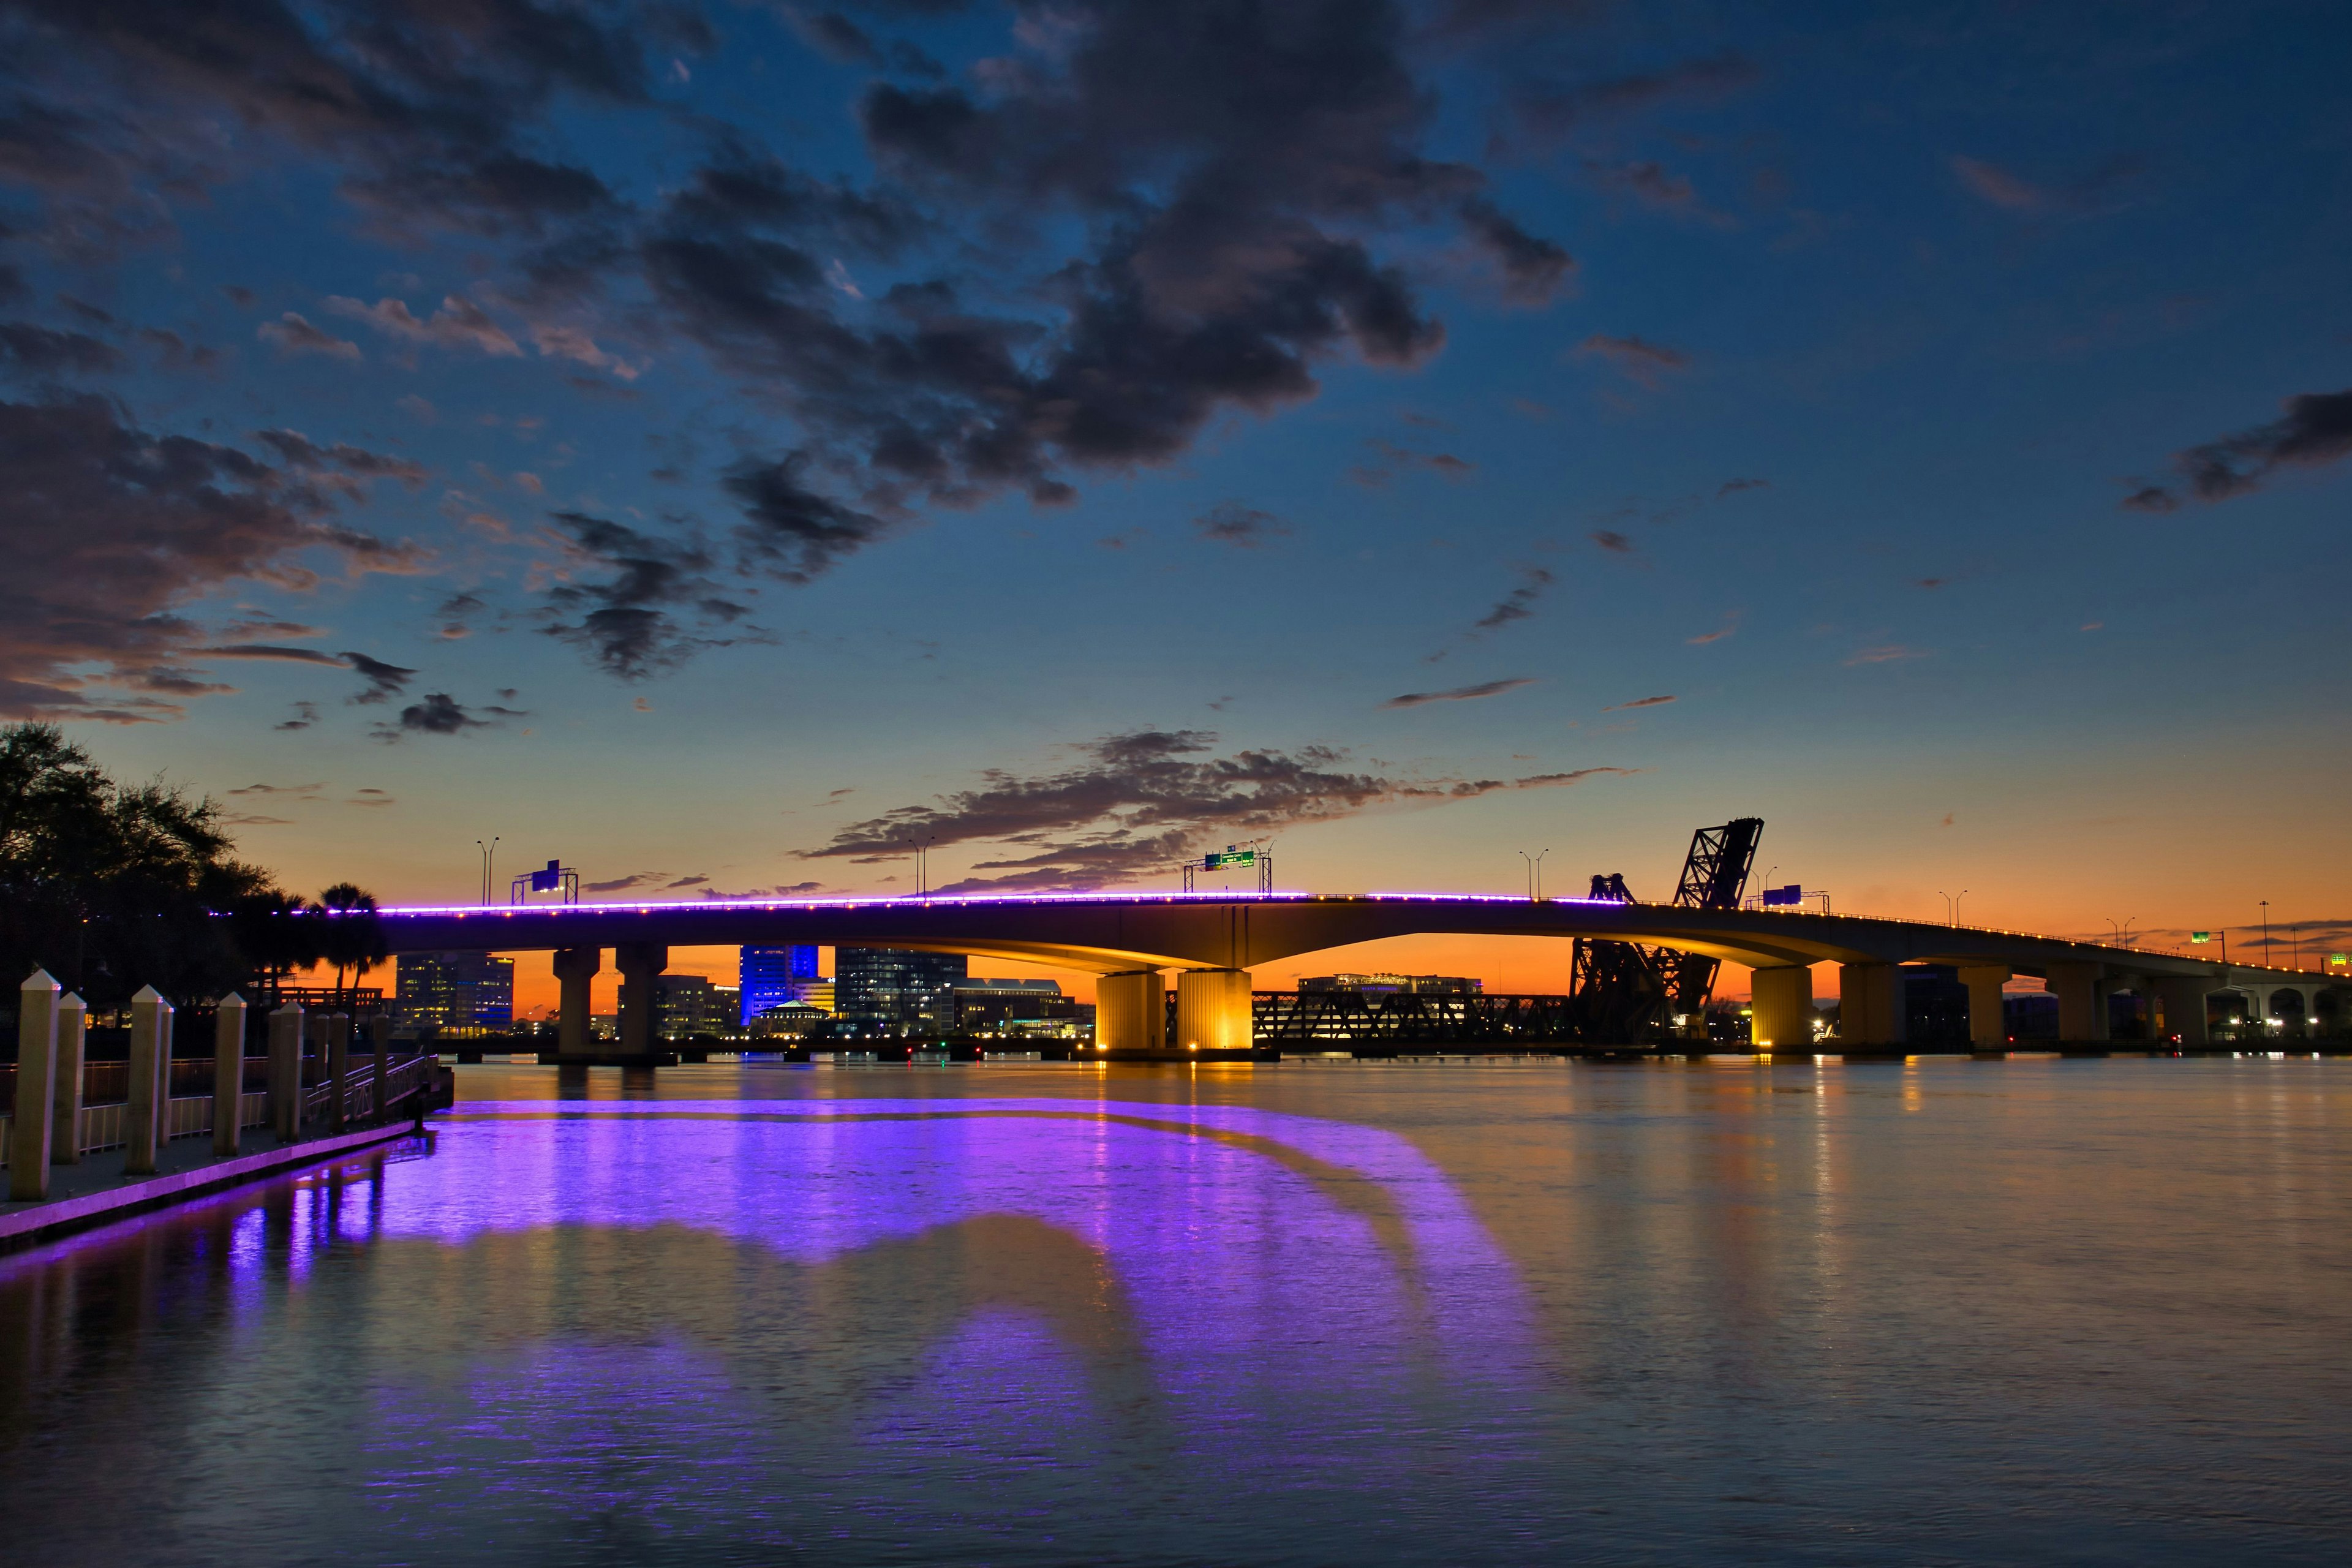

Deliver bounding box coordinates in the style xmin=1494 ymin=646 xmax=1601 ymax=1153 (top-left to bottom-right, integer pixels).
xmin=2190 ymin=932 xmax=2211 ymax=943
xmin=1203 ymin=849 xmax=1256 ymax=872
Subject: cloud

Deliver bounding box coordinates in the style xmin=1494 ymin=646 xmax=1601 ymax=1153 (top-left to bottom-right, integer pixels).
xmin=1383 ymin=677 xmax=1536 ymax=709
xmin=1845 ymin=644 xmax=1926 ymax=665
xmin=254 ymin=429 xmax=429 ymax=492
xmin=1458 ymin=197 xmax=1574 ymax=304
xmin=540 ymin=510 xmax=744 ymax=679
xmin=1193 ymin=500 xmax=1290 ymax=548
xmin=1950 ymin=153 xmax=2143 ymax=217
xmin=370 ymin=691 xmax=524 ymax=742
xmin=0 ymin=322 xmax=125 ymax=375
xmin=0 ymin=393 xmax=427 ymax=721
xmin=1591 ymin=529 xmax=1635 ymax=553
xmin=1602 ymin=694 xmax=1675 ymax=710
xmin=1352 ymin=439 xmax=1477 ymax=487
xmin=192 ymin=644 xmax=348 ymax=666
xmin=1505 ymin=51 xmax=1758 ymax=139
xmin=349 ymin=788 xmax=395 ymax=807
xmin=1688 ymin=612 xmax=1740 ymax=644
xmin=325 ymin=295 xmax=522 ymax=357
xmin=1473 ymin=565 xmax=1555 ymax=631
xmin=805 ymin=729 xmax=1635 ymax=891
xmin=2119 ymin=484 xmax=2178 ymax=513
xmin=257 ymin=314 xmax=361 ymax=361
xmin=2168 ymin=388 xmax=2352 ymax=502
xmin=1716 ymin=477 xmax=1768 ymax=499
xmin=276 ymin=701 xmax=321 ymax=731
xmin=1575 ymin=332 xmax=1689 ymax=388
xmin=341 ymin=652 xmax=417 ymax=705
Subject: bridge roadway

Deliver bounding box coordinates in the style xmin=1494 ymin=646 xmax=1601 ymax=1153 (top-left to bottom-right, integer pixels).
xmin=379 ymin=892 xmax=2340 ymax=1054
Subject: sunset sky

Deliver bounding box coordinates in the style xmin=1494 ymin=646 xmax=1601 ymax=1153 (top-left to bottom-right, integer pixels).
xmin=3 ymin=1 xmax=2347 ymax=1006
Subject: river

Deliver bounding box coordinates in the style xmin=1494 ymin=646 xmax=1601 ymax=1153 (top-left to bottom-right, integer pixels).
xmin=2 ymin=1055 xmax=2345 ymax=1565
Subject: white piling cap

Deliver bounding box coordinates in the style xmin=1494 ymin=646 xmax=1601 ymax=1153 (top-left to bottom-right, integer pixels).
xmin=218 ymin=990 xmax=246 ymax=1008
xmin=22 ymin=967 xmax=58 ymax=992
xmin=59 ymin=992 xmax=85 ymax=1011
xmin=132 ymin=984 xmax=171 ymax=1006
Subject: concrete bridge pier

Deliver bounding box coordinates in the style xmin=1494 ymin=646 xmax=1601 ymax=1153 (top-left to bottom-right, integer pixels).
xmin=1838 ymin=962 xmax=1906 ymax=1047
xmin=553 ymin=947 xmax=601 ymax=1058
xmin=1096 ymin=970 xmax=1167 ymax=1054
xmin=617 ymin=943 xmax=668 ymax=1058
xmin=2045 ymin=962 xmax=2110 ymax=1043
xmin=1751 ymin=964 xmax=1814 ymax=1049
xmin=1175 ymin=968 xmax=1254 ymax=1054
xmin=1960 ymin=965 xmax=2010 ymax=1050
xmin=2155 ymin=976 xmax=2210 ymax=1046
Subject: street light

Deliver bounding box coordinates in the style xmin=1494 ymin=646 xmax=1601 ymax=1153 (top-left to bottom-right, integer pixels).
xmin=1518 ymin=848 xmax=1550 ymax=902
xmin=2259 ymin=900 xmax=2271 ymax=967
xmin=903 ymin=834 xmax=938 ymax=897
xmin=476 ymin=837 xmax=499 ymax=907
xmin=2106 ymin=916 xmax=2136 ymax=948
xmin=1939 ymin=889 xmax=1968 ymax=924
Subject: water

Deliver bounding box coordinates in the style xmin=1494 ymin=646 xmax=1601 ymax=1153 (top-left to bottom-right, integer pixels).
xmin=2 ymin=1055 xmax=2346 ymax=1565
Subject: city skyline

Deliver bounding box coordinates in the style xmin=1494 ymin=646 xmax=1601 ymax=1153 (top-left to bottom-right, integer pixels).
xmin=2 ymin=2 xmax=2346 ymax=1008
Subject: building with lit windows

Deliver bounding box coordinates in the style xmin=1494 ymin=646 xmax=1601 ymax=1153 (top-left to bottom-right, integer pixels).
xmin=837 ymin=948 xmax=967 ymax=1025
xmin=739 ymin=944 xmax=822 ymax=1025
xmin=396 ymin=952 xmax=516 ymax=1035
xmin=654 ymin=974 xmax=742 ymax=1039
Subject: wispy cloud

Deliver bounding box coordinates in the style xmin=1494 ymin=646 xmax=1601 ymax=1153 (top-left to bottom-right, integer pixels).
xmin=1602 ymin=695 xmax=1676 ymax=710
xmin=1383 ymin=677 xmax=1537 ymax=709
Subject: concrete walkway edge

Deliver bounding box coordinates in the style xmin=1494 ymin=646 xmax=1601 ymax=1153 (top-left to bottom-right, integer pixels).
xmin=0 ymin=1121 xmax=423 ymax=1253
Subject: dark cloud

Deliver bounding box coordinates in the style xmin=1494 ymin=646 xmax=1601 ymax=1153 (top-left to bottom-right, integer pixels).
xmin=255 ymin=429 xmax=430 ymax=491
xmin=807 ymin=728 xmax=1635 ymax=891
xmin=192 ymin=644 xmax=348 ymax=666
xmin=1458 ymin=197 xmax=1574 ymax=303
xmin=1474 ymin=565 xmax=1554 ymax=631
xmin=1351 ymin=438 xmax=1477 ymax=488
xmin=1716 ymin=477 xmax=1767 ymax=499
xmin=1950 ymin=153 xmax=2144 ymax=217
xmin=541 ymin=510 xmax=742 ymax=678
xmin=724 ymin=450 xmax=893 ymax=583
xmin=1576 ymin=331 xmax=1689 ymax=387
xmin=371 ymin=690 xmax=524 ymax=741
xmin=256 ymin=313 xmax=362 ymax=360
xmin=0 ymin=392 xmax=422 ymax=721
xmin=2119 ymin=484 xmax=2179 ymax=513
xmin=2170 ymin=389 xmax=2352 ymax=502
xmin=0 ymin=321 xmax=125 ymax=375
xmin=1382 ymin=677 xmax=1536 ymax=709
xmin=1591 ymin=529 xmax=1635 ymax=553
xmin=788 ymin=9 xmax=884 ymax=66
xmin=1193 ymin=500 xmax=1290 ymax=548
xmin=1505 ymin=51 xmax=1758 ymax=140
xmin=1602 ymin=694 xmax=1675 ymax=710
xmin=341 ymin=651 xmax=418 ymax=705
xmin=276 ymin=701 xmax=320 ymax=731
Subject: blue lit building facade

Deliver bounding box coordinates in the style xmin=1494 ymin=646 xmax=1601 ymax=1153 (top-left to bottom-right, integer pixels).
xmin=739 ymin=944 xmax=821 ymax=1025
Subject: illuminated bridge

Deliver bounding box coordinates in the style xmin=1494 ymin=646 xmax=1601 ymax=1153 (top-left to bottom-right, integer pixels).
xmin=375 ymin=892 xmax=2338 ymax=1055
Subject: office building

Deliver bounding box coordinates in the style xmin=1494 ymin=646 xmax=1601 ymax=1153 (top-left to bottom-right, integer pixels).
xmin=396 ymin=952 xmax=516 ymax=1035
xmin=739 ymin=944 xmax=822 ymax=1025
xmin=951 ymin=977 xmax=1080 ymax=1030
xmin=837 ymin=947 xmax=967 ymax=1025
xmin=654 ymin=974 xmax=742 ymax=1039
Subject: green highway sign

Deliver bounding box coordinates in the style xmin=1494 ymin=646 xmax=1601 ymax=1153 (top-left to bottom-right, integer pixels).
xmin=2333 ymin=954 xmax=2348 ymax=967
xmin=1203 ymin=849 xmax=1256 ymax=872
xmin=2190 ymin=932 xmax=2211 ymax=943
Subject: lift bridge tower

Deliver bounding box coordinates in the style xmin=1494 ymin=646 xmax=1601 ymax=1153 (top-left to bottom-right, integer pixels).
xmin=1569 ymin=818 xmax=1764 ymax=1042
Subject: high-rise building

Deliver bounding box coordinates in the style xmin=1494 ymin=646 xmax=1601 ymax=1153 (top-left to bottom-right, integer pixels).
xmin=654 ymin=974 xmax=742 ymax=1039
xmin=739 ymin=944 xmax=821 ymax=1025
xmin=951 ymin=978 xmax=1074 ymax=1029
xmin=396 ymin=952 xmax=516 ymax=1035
xmin=836 ymin=948 xmax=967 ymax=1025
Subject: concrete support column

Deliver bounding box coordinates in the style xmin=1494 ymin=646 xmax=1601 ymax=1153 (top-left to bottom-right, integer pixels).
xmin=1959 ymin=965 xmax=2011 ymax=1050
xmin=1750 ymin=964 xmax=1814 ymax=1050
xmin=554 ymin=947 xmax=601 ymax=1059
xmin=617 ymin=944 xmax=668 ymax=1060
xmin=326 ymin=1012 xmax=352 ymax=1131
xmin=2045 ymin=962 xmax=2109 ymax=1043
xmin=2155 ymin=977 xmax=2210 ymax=1047
xmin=212 ymin=993 xmax=247 ymax=1156
xmin=269 ymin=1000 xmax=306 ymax=1142
xmin=51 ymin=992 xmax=85 ymax=1166
xmin=2291 ymin=987 xmax=2320 ymax=1039
xmin=125 ymin=986 xmax=173 ymax=1175
xmin=1175 ymin=969 xmax=1254 ymax=1054
xmin=1837 ymin=963 xmax=1905 ymax=1047
xmin=10 ymin=968 xmax=61 ymax=1201
xmin=1095 ymin=970 xmax=1167 ymax=1054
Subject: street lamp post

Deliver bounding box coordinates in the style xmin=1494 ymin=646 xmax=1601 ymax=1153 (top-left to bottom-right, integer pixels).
xmin=1518 ymin=848 xmax=1550 ymax=902
xmin=2107 ymin=916 xmax=2137 ymax=948
xmin=1939 ymin=889 xmax=1968 ymax=924
xmin=476 ymin=837 xmax=499 ymax=907
xmin=2260 ymin=900 xmax=2271 ymax=968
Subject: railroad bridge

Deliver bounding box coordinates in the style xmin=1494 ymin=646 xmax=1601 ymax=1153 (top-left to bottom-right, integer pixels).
xmin=375 ymin=892 xmax=2336 ymax=1054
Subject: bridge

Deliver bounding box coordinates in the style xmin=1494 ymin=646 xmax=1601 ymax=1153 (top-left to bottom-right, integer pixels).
xmin=375 ymin=892 xmax=2340 ymax=1055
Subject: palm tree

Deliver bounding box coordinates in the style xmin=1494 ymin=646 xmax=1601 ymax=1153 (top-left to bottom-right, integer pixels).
xmin=315 ymin=883 xmax=386 ymax=1005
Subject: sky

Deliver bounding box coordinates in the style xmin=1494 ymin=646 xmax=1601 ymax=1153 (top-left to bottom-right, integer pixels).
xmin=2 ymin=0 xmax=2348 ymax=1008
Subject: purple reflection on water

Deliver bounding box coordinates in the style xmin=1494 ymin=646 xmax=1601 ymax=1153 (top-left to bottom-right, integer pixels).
xmin=391 ymin=1097 xmax=1540 ymax=1389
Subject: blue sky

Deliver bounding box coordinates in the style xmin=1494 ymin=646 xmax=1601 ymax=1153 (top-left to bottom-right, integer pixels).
xmin=2 ymin=0 xmax=2347 ymax=989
